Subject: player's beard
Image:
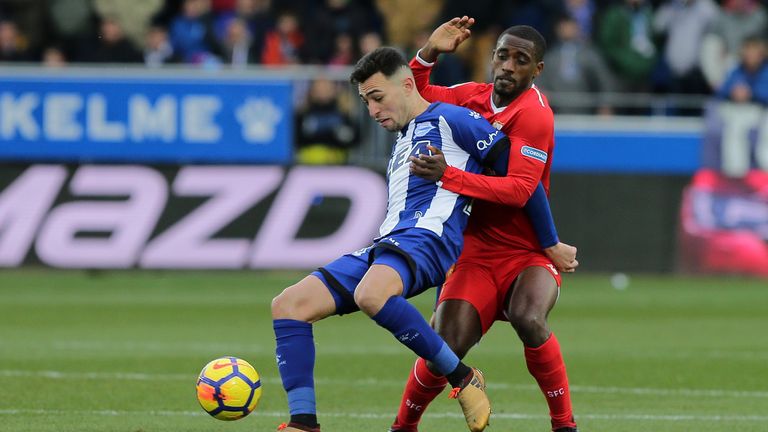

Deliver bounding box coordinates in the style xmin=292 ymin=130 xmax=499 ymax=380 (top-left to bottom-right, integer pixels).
xmin=494 ymin=75 xmax=531 ymax=102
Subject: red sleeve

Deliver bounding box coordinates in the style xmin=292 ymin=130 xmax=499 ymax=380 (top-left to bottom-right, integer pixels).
xmin=410 ymin=53 xmax=471 ymax=105
xmin=439 ymin=107 xmax=554 ymax=207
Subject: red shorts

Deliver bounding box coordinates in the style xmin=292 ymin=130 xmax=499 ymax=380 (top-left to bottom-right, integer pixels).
xmin=437 ymin=250 xmax=561 ymax=334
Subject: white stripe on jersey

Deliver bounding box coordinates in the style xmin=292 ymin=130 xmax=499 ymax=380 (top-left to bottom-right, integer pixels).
xmin=414 ymin=115 xmax=469 ymax=236
xmin=378 ymin=122 xmax=416 ymax=237
xmin=532 ymin=83 xmax=545 ymax=107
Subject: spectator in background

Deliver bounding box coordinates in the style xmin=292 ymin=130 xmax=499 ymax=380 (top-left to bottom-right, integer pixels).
xmin=563 ymin=0 xmax=595 ymax=40
xmin=295 ymin=77 xmax=358 ymax=164
xmin=717 ymin=36 xmax=768 ymax=105
xmin=42 ymin=45 xmax=67 ymax=67
xmin=76 ymin=15 xmax=143 ymax=63
xmin=219 ymin=17 xmax=259 ymax=67
xmin=700 ymin=0 xmax=768 ymax=92
xmin=260 ymin=10 xmax=302 ymax=65
xmin=214 ymin=0 xmax=272 ymax=63
xmin=653 ymin=0 xmax=717 ymax=95
xmin=144 ymin=25 xmax=180 ymax=67
xmin=597 ymin=0 xmax=657 ymax=93
xmin=0 ymin=19 xmax=33 ymax=62
xmin=328 ymin=33 xmax=357 ymax=66
xmin=358 ymin=31 xmax=382 ymax=57
xmin=301 ymin=0 xmax=380 ymax=64
xmin=536 ymin=14 xmax=616 ymax=115
xmin=169 ymin=0 xmax=221 ymax=64
xmin=499 ymin=0 xmax=563 ymax=44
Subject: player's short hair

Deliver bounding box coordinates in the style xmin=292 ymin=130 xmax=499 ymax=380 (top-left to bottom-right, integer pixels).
xmin=349 ymin=47 xmax=408 ymax=85
xmin=498 ymin=25 xmax=547 ymax=62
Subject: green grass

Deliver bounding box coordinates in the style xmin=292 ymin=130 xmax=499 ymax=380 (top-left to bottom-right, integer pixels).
xmin=1 ymin=269 xmax=767 ymax=431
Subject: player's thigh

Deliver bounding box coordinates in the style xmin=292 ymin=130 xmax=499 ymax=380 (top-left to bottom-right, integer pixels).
xmin=433 ymin=299 xmax=482 ymax=359
xmin=437 ymin=259 xmax=499 ymax=337
xmin=504 ymin=265 xmax=560 ymax=323
xmin=271 ymin=274 xmax=337 ymax=323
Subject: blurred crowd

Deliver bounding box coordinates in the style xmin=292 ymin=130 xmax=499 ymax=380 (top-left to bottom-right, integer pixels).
xmin=1 ymin=0 xmax=767 ymax=161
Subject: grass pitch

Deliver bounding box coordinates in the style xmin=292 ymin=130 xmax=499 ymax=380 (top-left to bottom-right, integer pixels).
xmin=1 ymin=269 xmax=766 ymax=431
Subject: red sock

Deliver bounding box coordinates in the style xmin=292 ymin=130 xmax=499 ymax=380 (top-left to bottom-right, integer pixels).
xmin=524 ymin=333 xmax=577 ymax=430
xmin=392 ymin=357 xmax=448 ymax=430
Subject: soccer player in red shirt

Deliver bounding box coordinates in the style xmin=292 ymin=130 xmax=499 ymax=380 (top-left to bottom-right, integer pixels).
xmin=389 ymin=17 xmax=579 ymax=432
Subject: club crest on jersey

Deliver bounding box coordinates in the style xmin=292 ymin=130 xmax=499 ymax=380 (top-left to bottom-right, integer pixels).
xmin=467 ymin=110 xmax=482 ymax=120
xmin=492 ymin=121 xmax=504 ymax=130
xmin=414 ymin=122 xmax=435 ymax=138
xmin=521 ymin=145 xmax=548 ymax=163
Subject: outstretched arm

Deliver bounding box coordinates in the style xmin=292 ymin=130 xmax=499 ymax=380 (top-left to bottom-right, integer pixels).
xmin=410 ymin=16 xmax=475 ymax=104
xmin=418 ymin=16 xmax=475 ymax=63
xmin=410 ymin=145 xmax=578 ymax=272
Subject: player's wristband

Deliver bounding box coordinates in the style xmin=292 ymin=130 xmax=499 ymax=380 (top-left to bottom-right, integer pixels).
xmin=414 ymin=49 xmax=436 ymax=67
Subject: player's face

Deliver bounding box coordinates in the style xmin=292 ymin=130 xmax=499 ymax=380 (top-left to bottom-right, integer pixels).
xmin=358 ymin=72 xmax=409 ymax=132
xmin=491 ymin=34 xmax=543 ymax=103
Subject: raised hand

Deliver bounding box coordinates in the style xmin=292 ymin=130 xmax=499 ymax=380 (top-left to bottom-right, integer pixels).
xmin=419 ymin=16 xmax=475 ymax=63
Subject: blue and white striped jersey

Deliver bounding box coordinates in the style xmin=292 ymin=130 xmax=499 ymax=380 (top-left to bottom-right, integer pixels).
xmin=379 ymin=102 xmax=507 ymax=244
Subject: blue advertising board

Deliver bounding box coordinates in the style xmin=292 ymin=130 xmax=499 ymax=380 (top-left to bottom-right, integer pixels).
xmin=552 ymin=129 xmax=702 ymax=174
xmin=0 ymin=75 xmax=292 ymax=163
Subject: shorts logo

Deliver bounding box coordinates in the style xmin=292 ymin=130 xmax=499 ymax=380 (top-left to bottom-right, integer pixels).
xmin=352 ymin=246 xmax=373 ymax=256
xmin=382 ymin=237 xmax=400 ymax=247
xmin=546 ymin=263 xmax=559 ymax=276
xmin=477 ymin=130 xmax=500 ymax=150
xmin=521 ymin=145 xmax=548 ymax=163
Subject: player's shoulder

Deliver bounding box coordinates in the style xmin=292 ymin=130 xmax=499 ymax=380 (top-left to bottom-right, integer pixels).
xmin=515 ymin=85 xmax=554 ymax=121
xmin=450 ymin=82 xmax=494 ymax=101
xmin=427 ymin=102 xmax=493 ymax=130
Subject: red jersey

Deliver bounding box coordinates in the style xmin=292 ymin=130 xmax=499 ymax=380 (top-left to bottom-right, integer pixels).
xmin=409 ymin=55 xmax=556 ymax=254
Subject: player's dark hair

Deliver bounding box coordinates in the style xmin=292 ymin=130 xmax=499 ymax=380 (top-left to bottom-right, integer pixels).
xmin=498 ymin=25 xmax=547 ymax=62
xmin=350 ymin=47 xmax=408 ymax=85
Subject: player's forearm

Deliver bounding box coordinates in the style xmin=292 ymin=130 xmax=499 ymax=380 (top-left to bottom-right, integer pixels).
xmin=409 ymin=56 xmax=456 ymax=104
xmin=417 ymin=44 xmax=440 ymax=64
xmin=439 ymin=166 xmax=537 ymax=207
xmin=523 ymin=183 xmax=559 ymax=248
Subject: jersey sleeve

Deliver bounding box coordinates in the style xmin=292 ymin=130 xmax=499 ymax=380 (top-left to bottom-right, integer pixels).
xmin=439 ymin=106 xmax=553 ymax=207
xmin=444 ymin=107 xmax=509 ymax=164
xmin=410 ymin=52 xmax=476 ymax=105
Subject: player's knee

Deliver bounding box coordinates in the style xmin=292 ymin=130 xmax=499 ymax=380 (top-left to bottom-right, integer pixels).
xmin=508 ymin=306 xmax=547 ymax=335
xmin=270 ymin=289 xmax=292 ymax=319
xmin=271 ymin=286 xmax=309 ymax=321
xmin=353 ymin=287 xmax=387 ymax=317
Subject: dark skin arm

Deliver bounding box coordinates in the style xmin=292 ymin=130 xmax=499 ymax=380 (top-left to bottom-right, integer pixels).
xmin=409 ymin=144 xmax=447 ymax=181
xmin=410 ymin=145 xmax=578 ymax=272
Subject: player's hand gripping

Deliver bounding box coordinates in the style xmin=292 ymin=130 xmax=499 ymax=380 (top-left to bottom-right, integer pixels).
xmin=544 ymin=242 xmax=579 ymax=273
xmin=419 ymin=16 xmax=475 ymax=63
xmin=409 ymin=145 xmax=447 ymax=182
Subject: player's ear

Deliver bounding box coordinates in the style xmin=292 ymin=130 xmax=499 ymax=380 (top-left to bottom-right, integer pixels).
xmin=402 ymin=75 xmax=415 ymax=95
xmin=534 ymin=61 xmax=544 ymax=77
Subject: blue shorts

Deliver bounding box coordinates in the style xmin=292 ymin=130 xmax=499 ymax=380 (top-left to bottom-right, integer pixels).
xmin=312 ymin=229 xmax=458 ymax=315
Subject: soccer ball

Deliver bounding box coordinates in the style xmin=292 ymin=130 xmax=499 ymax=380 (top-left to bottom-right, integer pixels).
xmin=196 ymin=356 xmax=262 ymax=420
